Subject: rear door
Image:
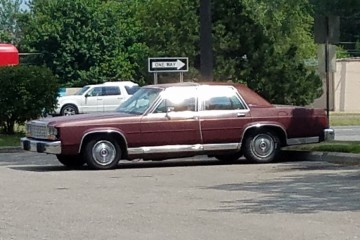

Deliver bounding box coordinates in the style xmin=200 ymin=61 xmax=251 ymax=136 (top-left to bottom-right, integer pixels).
xmin=197 ymin=86 xmax=251 ymax=150
xmin=101 ymin=86 xmax=124 ymax=111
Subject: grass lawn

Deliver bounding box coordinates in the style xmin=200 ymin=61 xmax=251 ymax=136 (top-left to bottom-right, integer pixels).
xmin=330 ymin=112 xmax=360 ymax=126
xmin=284 ymin=141 xmax=360 ymax=154
xmin=0 ymin=133 xmax=23 ymax=148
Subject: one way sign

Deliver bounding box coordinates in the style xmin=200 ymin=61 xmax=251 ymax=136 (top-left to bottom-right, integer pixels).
xmin=148 ymin=57 xmax=188 ymax=73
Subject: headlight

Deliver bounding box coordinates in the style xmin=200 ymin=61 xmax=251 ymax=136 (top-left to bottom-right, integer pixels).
xmin=47 ymin=126 xmax=58 ymax=140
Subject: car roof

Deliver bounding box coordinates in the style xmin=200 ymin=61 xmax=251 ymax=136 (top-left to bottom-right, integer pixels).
xmin=103 ymin=81 xmax=138 ymax=86
xmin=84 ymin=81 xmax=138 ymax=88
xmin=145 ymin=81 xmax=272 ymax=107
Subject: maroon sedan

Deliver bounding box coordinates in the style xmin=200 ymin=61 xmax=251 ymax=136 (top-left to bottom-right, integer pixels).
xmin=21 ymin=82 xmax=334 ymax=170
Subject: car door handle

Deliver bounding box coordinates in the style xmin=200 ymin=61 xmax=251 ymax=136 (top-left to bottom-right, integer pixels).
xmin=237 ymin=113 xmax=246 ymax=117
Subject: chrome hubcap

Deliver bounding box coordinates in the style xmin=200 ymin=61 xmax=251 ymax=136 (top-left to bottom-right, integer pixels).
xmin=63 ymin=107 xmax=75 ymax=116
xmin=251 ymin=134 xmax=275 ymax=158
xmin=92 ymin=140 xmax=116 ymax=166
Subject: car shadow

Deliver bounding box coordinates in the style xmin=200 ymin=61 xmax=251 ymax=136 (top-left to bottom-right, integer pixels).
xmin=9 ymin=157 xmax=252 ymax=172
xmin=7 ymin=151 xmax=331 ymax=173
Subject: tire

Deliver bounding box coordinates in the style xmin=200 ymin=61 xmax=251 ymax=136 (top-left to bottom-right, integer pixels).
xmin=61 ymin=104 xmax=78 ymax=116
xmin=243 ymin=130 xmax=280 ymax=163
xmin=83 ymin=136 xmax=122 ymax=170
xmin=56 ymin=154 xmax=85 ymax=168
xmin=214 ymin=151 xmax=243 ymax=163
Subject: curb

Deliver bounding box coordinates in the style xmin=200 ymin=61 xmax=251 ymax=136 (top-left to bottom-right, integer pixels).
xmin=281 ymin=150 xmax=360 ymax=165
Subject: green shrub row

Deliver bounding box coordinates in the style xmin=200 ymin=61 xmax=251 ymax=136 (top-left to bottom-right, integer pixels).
xmin=0 ymin=65 xmax=59 ymax=134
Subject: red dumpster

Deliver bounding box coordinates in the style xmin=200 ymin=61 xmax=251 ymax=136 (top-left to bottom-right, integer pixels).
xmin=0 ymin=44 xmax=19 ymax=66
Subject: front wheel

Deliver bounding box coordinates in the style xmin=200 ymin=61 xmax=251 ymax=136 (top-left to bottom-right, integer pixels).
xmin=83 ymin=136 xmax=122 ymax=170
xmin=56 ymin=154 xmax=85 ymax=168
xmin=243 ymin=131 xmax=280 ymax=163
xmin=61 ymin=104 xmax=78 ymax=116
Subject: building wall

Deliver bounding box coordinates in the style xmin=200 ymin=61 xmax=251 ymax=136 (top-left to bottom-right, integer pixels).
xmin=310 ymin=58 xmax=360 ymax=112
xmin=334 ymin=59 xmax=360 ymax=112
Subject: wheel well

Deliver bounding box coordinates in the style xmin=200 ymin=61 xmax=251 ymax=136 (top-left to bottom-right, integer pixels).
xmin=79 ymin=132 xmax=127 ymax=158
xmin=242 ymin=126 xmax=286 ymax=147
xmin=61 ymin=104 xmax=79 ymax=113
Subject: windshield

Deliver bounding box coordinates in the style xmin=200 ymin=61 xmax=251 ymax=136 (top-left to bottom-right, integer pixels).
xmin=74 ymin=86 xmax=91 ymax=95
xmin=116 ymin=87 xmax=162 ymax=115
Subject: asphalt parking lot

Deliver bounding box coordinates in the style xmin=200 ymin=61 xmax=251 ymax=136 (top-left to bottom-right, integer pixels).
xmin=0 ymin=152 xmax=359 ymax=240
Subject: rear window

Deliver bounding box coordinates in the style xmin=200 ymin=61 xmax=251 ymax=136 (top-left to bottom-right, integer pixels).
xmin=125 ymin=85 xmax=140 ymax=95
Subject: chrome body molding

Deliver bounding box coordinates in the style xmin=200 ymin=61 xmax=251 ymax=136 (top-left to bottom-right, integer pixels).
xmin=202 ymin=143 xmax=240 ymax=151
xmin=21 ymin=137 xmax=61 ymax=154
xmin=286 ymin=136 xmax=319 ymax=145
xmin=324 ymin=128 xmax=335 ymax=141
xmin=127 ymin=143 xmax=239 ymax=156
xmin=286 ymin=128 xmax=335 ymax=145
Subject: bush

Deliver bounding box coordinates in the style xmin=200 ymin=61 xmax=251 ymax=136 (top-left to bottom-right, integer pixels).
xmin=0 ymin=65 xmax=59 ymax=134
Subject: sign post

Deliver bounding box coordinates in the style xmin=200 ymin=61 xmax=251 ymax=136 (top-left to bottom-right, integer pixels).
xmin=148 ymin=57 xmax=188 ymax=84
xmin=314 ymin=16 xmax=340 ymax=122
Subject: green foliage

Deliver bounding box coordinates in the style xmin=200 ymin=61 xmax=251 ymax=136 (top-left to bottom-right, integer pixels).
xmin=311 ymin=0 xmax=360 ymax=56
xmin=19 ymin=0 xmax=330 ymax=105
xmin=23 ymin=0 xmax=147 ymax=87
xmin=135 ymin=0 xmax=199 ymax=84
xmin=0 ymin=0 xmax=25 ymax=44
xmin=212 ymin=0 xmax=322 ymax=105
xmin=0 ymin=65 xmax=59 ymax=134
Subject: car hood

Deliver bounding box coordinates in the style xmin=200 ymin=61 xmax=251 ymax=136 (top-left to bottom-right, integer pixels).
xmin=36 ymin=112 xmax=140 ymax=127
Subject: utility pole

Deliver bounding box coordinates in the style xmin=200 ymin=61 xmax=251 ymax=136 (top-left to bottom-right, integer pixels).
xmin=200 ymin=0 xmax=213 ymax=81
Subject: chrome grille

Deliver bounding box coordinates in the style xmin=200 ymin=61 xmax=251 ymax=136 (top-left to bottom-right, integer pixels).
xmin=27 ymin=121 xmax=48 ymax=139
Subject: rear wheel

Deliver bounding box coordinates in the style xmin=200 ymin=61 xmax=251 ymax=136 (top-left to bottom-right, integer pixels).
xmin=61 ymin=104 xmax=78 ymax=116
xmin=83 ymin=136 xmax=122 ymax=170
xmin=243 ymin=130 xmax=280 ymax=163
xmin=56 ymin=154 xmax=85 ymax=168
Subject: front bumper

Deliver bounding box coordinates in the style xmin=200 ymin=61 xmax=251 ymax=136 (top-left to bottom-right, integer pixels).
xmin=324 ymin=128 xmax=335 ymax=141
xmin=21 ymin=137 xmax=61 ymax=154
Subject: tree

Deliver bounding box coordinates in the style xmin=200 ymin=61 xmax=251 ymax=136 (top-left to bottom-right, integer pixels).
xmin=0 ymin=0 xmax=24 ymax=44
xmin=211 ymin=0 xmax=322 ymax=105
xmin=23 ymin=0 xmax=147 ymax=87
xmin=311 ymin=0 xmax=360 ymax=56
xmin=135 ymin=0 xmax=200 ymax=84
xmin=0 ymin=65 xmax=59 ymax=134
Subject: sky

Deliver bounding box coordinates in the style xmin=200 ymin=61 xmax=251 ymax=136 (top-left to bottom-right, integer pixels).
xmin=20 ymin=0 xmax=30 ymax=11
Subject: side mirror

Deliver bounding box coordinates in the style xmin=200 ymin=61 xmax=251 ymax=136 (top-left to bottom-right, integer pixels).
xmin=165 ymin=106 xmax=175 ymax=119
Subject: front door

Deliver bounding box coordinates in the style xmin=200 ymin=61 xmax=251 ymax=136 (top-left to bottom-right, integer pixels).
xmin=139 ymin=87 xmax=201 ymax=151
xmin=84 ymin=86 xmax=103 ymax=113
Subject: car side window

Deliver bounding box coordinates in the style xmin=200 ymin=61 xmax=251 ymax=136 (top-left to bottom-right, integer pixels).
xmin=88 ymin=87 xmax=103 ymax=97
xmin=155 ymin=97 xmax=196 ymax=113
xmin=104 ymin=86 xmax=121 ymax=96
xmin=202 ymin=86 xmax=247 ymax=111
xmin=154 ymin=87 xmax=197 ymax=113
